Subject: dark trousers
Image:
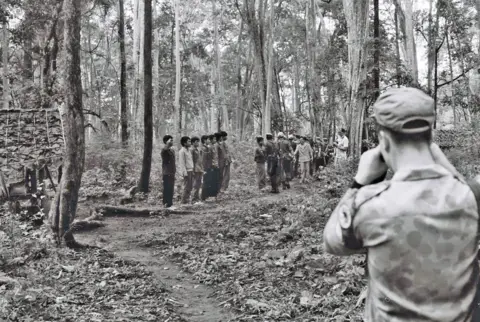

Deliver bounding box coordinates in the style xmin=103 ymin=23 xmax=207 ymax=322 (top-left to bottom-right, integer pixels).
xmin=182 ymin=172 xmax=194 ymax=204
xmin=282 ymin=159 xmax=292 ymax=182
xmin=212 ymin=167 xmax=220 ymax=197
xmin=163 ymin=174 xmax=175 ymax=207
xmin=256 ymin=163 xmax=266 ymax=189
xmin=201 ymin=169 xmax=211 ymax=200
xmin=267 ymin=157 xmax=279 ymax=192
xmin=192 ymin=172 xmax=203 ymax=202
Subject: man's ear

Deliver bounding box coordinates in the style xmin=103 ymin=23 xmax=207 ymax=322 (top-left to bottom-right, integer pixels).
xmin=378 ymin=130 xmax=391 ymax=153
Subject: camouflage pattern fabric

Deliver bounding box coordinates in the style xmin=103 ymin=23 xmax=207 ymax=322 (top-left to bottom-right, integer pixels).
xmin=324 ymin=164 xmax=479 ymax=322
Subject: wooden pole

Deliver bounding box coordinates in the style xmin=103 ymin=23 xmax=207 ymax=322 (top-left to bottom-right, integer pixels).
xmin=44 ymin=164 xmax=56 ymax=193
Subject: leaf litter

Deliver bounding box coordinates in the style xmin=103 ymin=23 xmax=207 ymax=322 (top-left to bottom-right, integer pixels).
xmin=0 ymin=211 xmax=185 ymax=322
xmin=138 ymin=168 xmax=367 ymax=321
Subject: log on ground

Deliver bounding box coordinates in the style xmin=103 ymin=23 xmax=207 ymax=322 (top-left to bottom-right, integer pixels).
xmin=94 ymin=204 xmax=196 ymax=217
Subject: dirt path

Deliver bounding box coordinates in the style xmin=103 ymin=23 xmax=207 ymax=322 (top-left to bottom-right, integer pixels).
xmin=75 ymin=181 xmax=314 ymax=321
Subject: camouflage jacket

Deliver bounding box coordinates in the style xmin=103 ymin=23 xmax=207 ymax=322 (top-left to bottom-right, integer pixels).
xmin=324 ymin=164 xmax=479 ymax=322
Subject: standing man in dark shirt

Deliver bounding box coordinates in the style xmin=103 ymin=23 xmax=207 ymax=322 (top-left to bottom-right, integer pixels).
xmin=254 ymin=136 xmax=266 ymax=190
xmin=201 ymin=135 xmax=212 ymax=201
xmin=161 ymin=135 xmax=175 ymax=208
xmin=210 ymin=134 xmax=220 ymax=198
xmin=215 ymin=132 xmax=225 ymax=194
xmin=265 ymin=133 xmax=280 ymax=193
xmin=277 ymin=132 xmax=293 ymax=189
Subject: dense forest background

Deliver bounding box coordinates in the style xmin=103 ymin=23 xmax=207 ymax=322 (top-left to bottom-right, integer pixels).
xmin=2 ymin=0 xmax=480 ymax=158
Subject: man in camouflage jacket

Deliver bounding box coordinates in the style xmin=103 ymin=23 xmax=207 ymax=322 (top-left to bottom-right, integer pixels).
xmin=324 ymin=87 xmax=479 ymax=321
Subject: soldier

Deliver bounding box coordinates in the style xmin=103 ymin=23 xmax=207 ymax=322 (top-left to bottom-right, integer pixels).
xmin=265 ymin=133 xmax=280 ymax=193
xmin=201 ymin=135 xmax=212 ymax=201
xmin=215 ymin=132 xmax=225 ymax=195
xmin=277 ymin=132 xmax=293 ymax=189
xmin=178 ymin=136 xmax=194 ymax=204
xmin=210 ymin=134 xmax=220 ymax=198
xmin=254 ymin=136 xmax=266 ymax=190
xmin=161 ymin=135 xmax=175 ymax=208
xmin=221 ymin=131 xmax=232 ymax=191
xmin=289 ymin=134 xmax=299 ymax=178
xmin=191 ymin=136 xmax=203 ymax=204
xmin=324 ymin=87 xmax=479 ymax=321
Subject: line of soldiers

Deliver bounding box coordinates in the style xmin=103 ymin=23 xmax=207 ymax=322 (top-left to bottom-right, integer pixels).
xmin=254 ymin=132 xmax=337 ymax=193
xmin=161 ymin=131 xmax=232 ymax=209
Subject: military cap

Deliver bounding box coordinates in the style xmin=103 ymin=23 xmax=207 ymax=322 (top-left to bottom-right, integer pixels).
xmin=373 ymin=87 xmax=435 ymax=134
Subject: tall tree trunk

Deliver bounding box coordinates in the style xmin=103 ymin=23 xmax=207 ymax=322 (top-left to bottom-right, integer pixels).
xmin=446 ymin=30 xmax=457 ymax=127
xmin=235 ymin=20 xmax=244 ymax=139
xmin=477 ymin=0 xmax=480 ymax=54
xmin=427 ymin=0 xmax=434 ymax=94
xmin=23 ymin=38 xmax=33 ymax=81
xmin=242 ymin=0 xmax=267 ymax=134
xmin=138 ymin=0 xmax=153 ymax=193
xmin=455 ymin=36 xmax=471 ymax=122
xmin=119 ymin=0 xmax=128 ymax=144
xmin=432 ymin=4 xmax=440 ymax=129
xmin=213 ymin=0 xmax=228 ymax=131
xmin=394 ymin=0 xmax=418 ymax=84
xmin=373 ymin=0 xmax=380 ymax=99
xmin=132 ymin=0 xmax=144 ymax=144
xmin=293 ymin=54 xmax=300 ymax=114
xmin=307 ymin=0 xmax=323 ymax=139
xmin=174 ymin=0 xmax=182 ymax=139
xmin=2 ymin=22 xmax=8 ymax=110
xmin=394 ymin=5 xmax=401 ymax=86
xmin=210 ymin=67 xmax=216 ymax=132
xmin=263 ymin=0 xmax=274 ymax=136
xmin=343 ymin=0 xmax=370 ymax=157
xmin=49 ymin=0 xmax=84 ymax=247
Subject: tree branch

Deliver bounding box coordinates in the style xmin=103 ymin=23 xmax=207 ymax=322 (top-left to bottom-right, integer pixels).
xmin=83 ymin=109 xmax=101 ymax=118
xmin=436 ymin=66 xmax=475 ymax=89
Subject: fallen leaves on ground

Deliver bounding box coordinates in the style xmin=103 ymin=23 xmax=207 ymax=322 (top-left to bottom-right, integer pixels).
xmin=143 ymin=174 xmax=367 ymax=321
xmin=0 ymin=211 xmax=185 ymax=322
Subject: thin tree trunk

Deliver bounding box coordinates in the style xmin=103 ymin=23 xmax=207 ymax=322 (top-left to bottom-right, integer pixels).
xmin=23 ymin=38 xmax=33 ymax=81
xmin=427 ymin=0 xmax=434 ymax=94
xmin=138 ymin=0 xmax=153 ymax=193
xmin=455 ymin=36 xmax=471 ymax=122
xmin=3 ymin=22 xmax=9 ymax=110
xmin=235 ymin=20 xmax=244 ymax=139
xmin=174 ymin=0 xmax=181 ymax=139
xmin=446 ymin=30 xmax=457 ymax=127
xmin=49 ymin=0 xmax=84 ymax=247
xmin=119 ymin=0 xmax=128 ymax=144
xmin=263 ymin=0 xmax=274 ymax=136
xmin=373 ymin=0 xmax=380 ymax=99
xmin=213 ymin=1 xmax=228 ymax=131
xmin=394 ymin=5 xmax=401 ymax=87
xmin=293 ymin=54 xmax=300 ymax=114
xmin=433 ymin=5 xmax=440 ymax=129
xmin=210 ymin=67 xmax=217 ymax=132
xmin=477 ymin=0 xmax=480 ymax=54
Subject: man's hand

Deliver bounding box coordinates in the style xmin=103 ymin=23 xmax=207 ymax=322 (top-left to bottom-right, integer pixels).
xmin=354 ymin=146 xmax=388 ymax=186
